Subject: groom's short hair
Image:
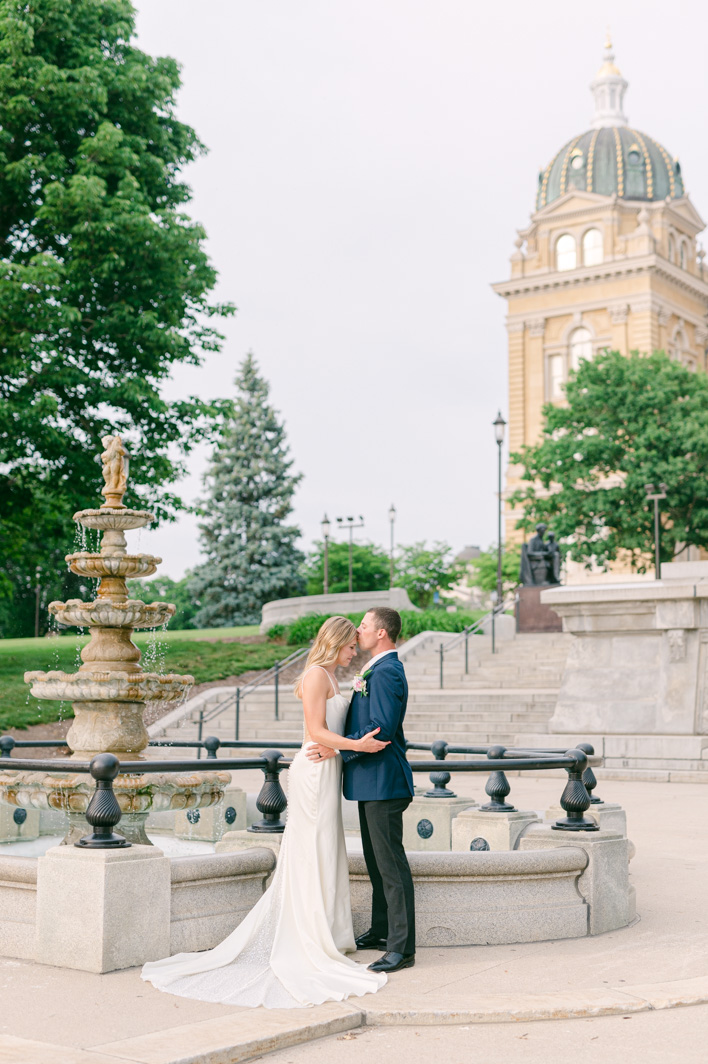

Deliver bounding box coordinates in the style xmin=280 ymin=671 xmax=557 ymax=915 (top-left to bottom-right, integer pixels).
xmin=367 ymin=607 xmax=401 ymax=643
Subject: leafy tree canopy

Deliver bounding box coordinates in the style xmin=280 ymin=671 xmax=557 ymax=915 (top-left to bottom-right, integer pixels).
xmin=467 ymin=544 xmax=522 ymax=595
xmin=189 ymin=355 xmax=304 ymax=627
xmin=395 ymin=541 xmax=466 ymax=608
xmin=0 ymin=0 xmax=232 ymax=636
xmin=126 ymin=574 xmax=198 ymax=631
xmin=510 ymin=350 xmax=708 ymax=568
xmin=303 ymin=541 xmax=391 ymax=595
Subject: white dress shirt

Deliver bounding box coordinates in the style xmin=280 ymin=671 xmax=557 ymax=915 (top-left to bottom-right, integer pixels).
xmin=364 ymin=648 xmax=397 ymax=672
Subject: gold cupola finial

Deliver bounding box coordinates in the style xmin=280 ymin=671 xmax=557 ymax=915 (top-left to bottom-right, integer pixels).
xmin=591 ymin=34 xmax=628 ymax=127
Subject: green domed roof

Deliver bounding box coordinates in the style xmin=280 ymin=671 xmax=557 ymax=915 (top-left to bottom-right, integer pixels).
xmin=537 ymin=126 xmax=684 ymax=211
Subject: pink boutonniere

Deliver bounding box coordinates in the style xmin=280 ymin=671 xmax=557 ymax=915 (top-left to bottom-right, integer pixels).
xmin=352 ymin=669 xmax=371 ymax=697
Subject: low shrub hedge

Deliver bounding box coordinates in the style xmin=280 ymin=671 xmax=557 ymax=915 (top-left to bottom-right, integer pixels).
xmin=278 ymin=609 xmax=487 ymax=646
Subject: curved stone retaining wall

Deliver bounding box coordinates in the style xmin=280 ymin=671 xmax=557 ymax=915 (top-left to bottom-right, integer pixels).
xmin=349 ymin=849 xmax=589 ymax=947
xmin=260 ymin=588 xmax=419 ymax=633
xmin=0 ymin=828 xmax=634 ymax=969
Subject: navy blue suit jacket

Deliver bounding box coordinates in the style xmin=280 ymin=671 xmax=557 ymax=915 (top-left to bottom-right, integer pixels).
xmin=340 ymin=652 xmax=415 ymax=802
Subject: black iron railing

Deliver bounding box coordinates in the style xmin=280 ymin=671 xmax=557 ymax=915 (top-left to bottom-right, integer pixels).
xmin=0 ymin=733 xmax=602 ymax=848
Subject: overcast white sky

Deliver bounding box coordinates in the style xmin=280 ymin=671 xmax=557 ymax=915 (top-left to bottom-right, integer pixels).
xmin=132 ymin=0 xmax=708 ymax=579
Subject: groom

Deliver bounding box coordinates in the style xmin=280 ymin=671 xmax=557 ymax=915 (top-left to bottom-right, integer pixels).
xmin=307 ymin=607 xmax=416 ymax=973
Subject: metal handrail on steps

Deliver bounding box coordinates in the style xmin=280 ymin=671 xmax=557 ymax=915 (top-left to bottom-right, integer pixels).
xmin=437 ymin=600 xmax=513 ymax=689
xmin=195 ymin=645 xmax=310 ymax=749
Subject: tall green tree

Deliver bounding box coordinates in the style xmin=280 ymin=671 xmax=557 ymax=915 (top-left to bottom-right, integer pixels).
xmin=189 ymin=356 xmax=304 ymax=627
xmin=0 ymin=0 xmax=232 ymax=636
xmin=126 ymin=575 xmax=198 ymax=631
xmin=395 ymin=541 xmax=466 ymax=608
xmin=303 ymin=541 xmax=390 ymax=595
xmin=467 ymin=545 xmax=522 ymax=595
xmin=510 ymin=350 xmax=708 ymax=568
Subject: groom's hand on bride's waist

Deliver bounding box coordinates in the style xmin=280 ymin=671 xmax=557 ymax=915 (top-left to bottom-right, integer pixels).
xmin=305 ymin=743 xmax=338 ymax=763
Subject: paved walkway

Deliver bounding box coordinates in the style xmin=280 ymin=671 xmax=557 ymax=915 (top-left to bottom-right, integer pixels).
xmin=1 ymin=776 xmax=706 ymax=1064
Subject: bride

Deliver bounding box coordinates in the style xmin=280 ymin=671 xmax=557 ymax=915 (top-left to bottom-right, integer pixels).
xmin=141 ymin=616 xmax=389 ymax=1008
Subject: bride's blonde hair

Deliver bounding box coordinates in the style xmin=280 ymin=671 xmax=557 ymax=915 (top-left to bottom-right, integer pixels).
xmin=294 ymin=616 xmax=358 ymax=699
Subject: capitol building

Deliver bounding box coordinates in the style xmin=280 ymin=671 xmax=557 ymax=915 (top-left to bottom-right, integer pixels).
xmin=493 ymin=39 xmax=708 ymax=548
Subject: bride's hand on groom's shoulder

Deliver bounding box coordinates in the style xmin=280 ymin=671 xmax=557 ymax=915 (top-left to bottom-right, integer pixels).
xmin=305 ymin=742 xmax=338 ymax=763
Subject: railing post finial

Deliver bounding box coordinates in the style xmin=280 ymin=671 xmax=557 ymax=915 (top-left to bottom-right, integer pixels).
xmin=76 ymin=753 xmax=130 ymax=849
xmin=0 ymin=735 xmax=16 ymax=758
xmin=204 ymin=735 xmax=221 ymax=759
xmin=425 ymin=740 xmax=456 ymax=797
xmin=249 ymin=750 xmax=288 ymax=833
xmin=480 ymin=745 xmax=516 ymax=811
xmin=552 ymin=749 xmax=600 ymax=832
xmin=576 ymin=742 xmax=603 ymax=804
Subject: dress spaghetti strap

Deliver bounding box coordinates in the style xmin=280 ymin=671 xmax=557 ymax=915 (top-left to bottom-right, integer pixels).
xmin=304 ymin=664 xmax=338 ymax=697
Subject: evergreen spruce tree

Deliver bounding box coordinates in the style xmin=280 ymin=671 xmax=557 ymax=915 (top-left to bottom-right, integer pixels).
xmin=190 ymin=356 xmax=305 ymax=627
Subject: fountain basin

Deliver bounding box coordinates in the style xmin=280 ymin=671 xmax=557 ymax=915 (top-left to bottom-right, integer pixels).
xmin=0 ymin=767 xmax=231 ymax=845
xmin=24 ymin=671 xmax=193 ymax=702
xmin=66 ymin=552 xmax=161 ymax=578
xmin=74 ymin=507 xmax=154 ymax=530
xmin=49 ymin=598 xmax=175 ymax=630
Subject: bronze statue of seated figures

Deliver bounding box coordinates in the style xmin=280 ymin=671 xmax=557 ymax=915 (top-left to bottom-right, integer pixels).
xmin=519 ymin=523 xmax=561 ymax=587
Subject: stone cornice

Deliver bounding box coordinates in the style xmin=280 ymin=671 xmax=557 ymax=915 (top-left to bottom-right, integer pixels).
xmin=492 ymin=253 xmax=708 ymax=302
xmin=504 ymin=291 xmax=707 ymax=334
xmin=529 ymin=193 xmax=705 ymax=235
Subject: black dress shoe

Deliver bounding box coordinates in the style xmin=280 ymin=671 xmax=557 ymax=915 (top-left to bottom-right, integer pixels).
xmin=367 ymin=951 xmax=415 ymax=973
xmin=355 ymin=930 xmax=388 ymax=951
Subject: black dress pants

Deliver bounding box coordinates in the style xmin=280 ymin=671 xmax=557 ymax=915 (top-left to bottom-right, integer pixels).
xmin=358 ymin=797 xmax=415 ymax=955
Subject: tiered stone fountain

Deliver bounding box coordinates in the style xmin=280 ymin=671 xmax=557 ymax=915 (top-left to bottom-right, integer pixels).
xmin=0 ymin=435 xmax=229 ymax=843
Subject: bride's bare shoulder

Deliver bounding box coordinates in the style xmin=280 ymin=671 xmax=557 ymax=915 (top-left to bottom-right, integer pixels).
xmin=302 ymin=667 xmax=330 ymax=693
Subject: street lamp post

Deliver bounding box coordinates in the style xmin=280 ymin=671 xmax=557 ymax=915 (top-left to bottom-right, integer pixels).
xmin=388 ymin=504 xmax=396 ymax=588
xmin=335 ymin=516 xmax=364 ymax=593
xmin=492 ymin=412 xmax=507 ymax=655
xmin=321 ymin=514 xmax=331 ymax=595
xmin=34 ymin=565 xmax=41 ymax=639
xmin=644 ymin=483 xmax=668 ymax=579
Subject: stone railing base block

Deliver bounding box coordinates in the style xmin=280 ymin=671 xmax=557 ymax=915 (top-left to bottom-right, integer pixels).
xmin=35 ymin=844 xmax=170 ymax=973
xmin=0 ymin=802 xmax=40 ymax=844
xmin=174 ymin=785 xmax=247 ymax=843
xmin=520 ymin=824 xmax=632 ymax=935
xmin=403 ymin=796 xmax=476 ymax=851
xmin=452 ymin=808 xmax=539 ymax=851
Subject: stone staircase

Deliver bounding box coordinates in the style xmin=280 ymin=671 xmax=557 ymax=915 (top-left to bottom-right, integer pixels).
xmin=151 ymin=633 xmax=571 ymax=752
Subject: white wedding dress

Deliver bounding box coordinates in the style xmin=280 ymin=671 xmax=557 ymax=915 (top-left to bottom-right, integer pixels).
xmin=141 ymin=668 xmax=386 ymax=1008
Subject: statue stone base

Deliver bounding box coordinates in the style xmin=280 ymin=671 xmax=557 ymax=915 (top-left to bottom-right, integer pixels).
xmin=516 ymin=586 xmax=563 ymax=633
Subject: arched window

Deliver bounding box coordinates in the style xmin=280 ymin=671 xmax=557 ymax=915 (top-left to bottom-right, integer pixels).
xmin=556 ymin=234 xmax=577 ymax=271
xmin=679 ymin=240 xmax=687 ymax=270
xmin=582 ymin=228 xmax=603 ymax=266
xmin=668 ymin=235 xmax=676 ymax=264
xmin=548 ymin=354 xmax=564 ymax=400
xmin=569 ymin=327 xmax=593 ymax=372
xmin=671 ymin=328 xmax=688 ymax=363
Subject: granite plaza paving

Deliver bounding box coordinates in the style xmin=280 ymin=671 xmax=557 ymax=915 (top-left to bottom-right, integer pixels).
xmin=1 ymin=772 xmax=705 ymax=1064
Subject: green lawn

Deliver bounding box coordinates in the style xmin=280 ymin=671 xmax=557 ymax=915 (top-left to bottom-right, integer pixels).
xmin=0 ymin=627 xmax=298 ymax=732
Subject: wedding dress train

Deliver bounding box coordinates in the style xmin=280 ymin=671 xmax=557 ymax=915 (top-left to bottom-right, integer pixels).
xmin=141 ymin=675 xmax=386 ymax=1008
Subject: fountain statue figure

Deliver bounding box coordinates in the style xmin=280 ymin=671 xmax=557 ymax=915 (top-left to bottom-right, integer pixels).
xmin=100 ymin=435 xmax=129 ymax=508
xmin=0 ymin=434 xmax=228 ymax=843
